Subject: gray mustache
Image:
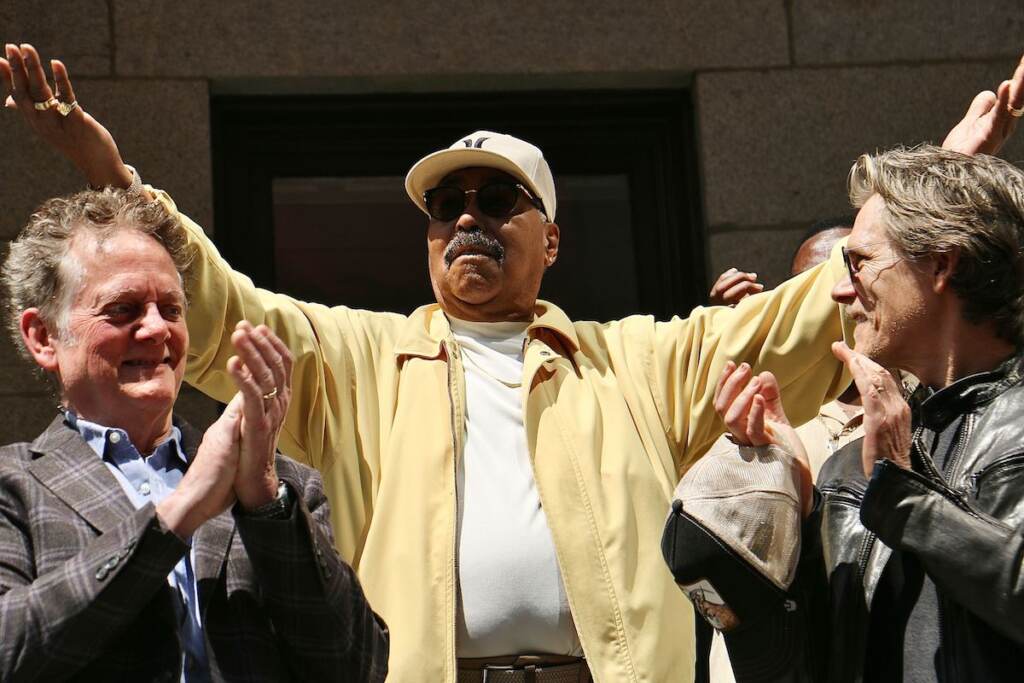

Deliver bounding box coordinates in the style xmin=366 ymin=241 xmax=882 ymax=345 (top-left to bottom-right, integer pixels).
xmin=443 ymin=230 xmax=505 ymax=267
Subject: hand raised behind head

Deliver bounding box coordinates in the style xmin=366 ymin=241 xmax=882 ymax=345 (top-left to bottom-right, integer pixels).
xmin=708 ymin=268 xmax=764 ymax=307
xmin=942 ymin=52 xmax=1024 ymax=156
xmin=1 ymin=43 xmax=133 ymax=189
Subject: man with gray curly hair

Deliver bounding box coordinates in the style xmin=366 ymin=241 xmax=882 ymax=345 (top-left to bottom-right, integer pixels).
xmin=0 ymin=188 xmax=388 ymax=681
xmin=3 ymin=188 xmax=192 ymax=365
xmin=678 ymin=145 xmax=1024 ymax=681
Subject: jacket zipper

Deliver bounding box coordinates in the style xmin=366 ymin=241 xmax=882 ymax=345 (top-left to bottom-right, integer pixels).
xmin=444 ymin=339 xmax=465 ymax=681
xmin=942 ymin=413 xmax=974 ymax=487
xmin=968 ymin=453 xmax=1024 ymax=494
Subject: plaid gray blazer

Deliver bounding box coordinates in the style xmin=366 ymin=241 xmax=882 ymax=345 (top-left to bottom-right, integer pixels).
xmin=0 ymin=415 xmax=388 ymax=682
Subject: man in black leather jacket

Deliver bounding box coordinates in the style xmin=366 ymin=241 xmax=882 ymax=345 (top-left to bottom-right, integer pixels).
xmin=682 ymin=143 xmax=1024 ymax=682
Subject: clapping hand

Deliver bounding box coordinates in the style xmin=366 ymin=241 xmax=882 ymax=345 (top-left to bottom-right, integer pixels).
xmin=713 ymin=361 xmax=813 ymax=517
xmin=154 ymin=322 xmax=293 ymax=539
xmin=831 ymin=343 xmax=911 ymax=480
xmin=226 ymin=322 xmax=294 ymax=511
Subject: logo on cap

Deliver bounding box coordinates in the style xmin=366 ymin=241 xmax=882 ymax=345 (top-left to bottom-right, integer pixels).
xmin=462 ymin=137 xmax=490 ymax=149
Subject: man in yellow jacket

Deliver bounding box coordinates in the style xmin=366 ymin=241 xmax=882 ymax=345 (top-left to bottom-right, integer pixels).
xmin=3 ymin=42 xmax=1021 ymax=683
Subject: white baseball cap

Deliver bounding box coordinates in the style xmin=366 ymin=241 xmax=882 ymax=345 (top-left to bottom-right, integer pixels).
xmin=405 ymin=131 xmax=557 ymax=221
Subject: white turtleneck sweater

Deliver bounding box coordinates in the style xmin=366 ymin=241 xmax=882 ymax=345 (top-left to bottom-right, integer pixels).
xmin=449 ymin=317 xmax=582 ymax=658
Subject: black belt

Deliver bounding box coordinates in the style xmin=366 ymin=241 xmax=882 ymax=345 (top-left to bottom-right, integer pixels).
xmin=457 ymin=655 xmax=592 ymax=683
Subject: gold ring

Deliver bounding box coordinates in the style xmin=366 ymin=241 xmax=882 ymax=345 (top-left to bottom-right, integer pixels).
xmin=262 ymin=387 xmax=278 ymax=400
xmin=33 ymin=97 xmax=58 ymax=111
xmin=1009 ymin=104 xmax=1024 ymax=118
xmin=56 ymin=100 xmax=79 ymax=117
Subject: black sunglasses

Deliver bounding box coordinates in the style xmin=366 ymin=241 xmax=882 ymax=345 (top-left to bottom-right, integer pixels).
xmin=423 ymin=182 xmax=545 ymax=222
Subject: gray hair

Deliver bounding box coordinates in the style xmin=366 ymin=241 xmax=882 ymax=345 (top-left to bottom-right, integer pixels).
xmin=2 ymin=188 xmax=193 ymax=367
xmin=849 ymin=144 xmax=1024 ymax=345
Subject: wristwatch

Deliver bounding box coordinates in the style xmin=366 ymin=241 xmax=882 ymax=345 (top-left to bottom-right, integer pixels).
xmin=243 ymin=480 xmax=292 ymax=520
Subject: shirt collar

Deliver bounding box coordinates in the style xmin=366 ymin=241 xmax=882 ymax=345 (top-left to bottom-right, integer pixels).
xmin=64 ymin=409 xmax=187 ymax=467
xmin=393 ymin=299 xmax=581 ymax=360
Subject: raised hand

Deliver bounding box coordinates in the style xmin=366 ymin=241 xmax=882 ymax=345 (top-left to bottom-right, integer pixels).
xmin=713 ymin=361 xmax=813 ymax=515
xmin=708 ymin=268 xmax=764 ymax=307
xmin=942 ymin=52 xmax=1024 ymax=156
xmin=831 ymin=342 xmax=911 ymax=479
xmin=226 ymin=321 xmax=294 ymax=511
xmin=156 ymin=393 xmax=243 ymax=539
xmin=1 ymin=43 xmax=132 ymax=189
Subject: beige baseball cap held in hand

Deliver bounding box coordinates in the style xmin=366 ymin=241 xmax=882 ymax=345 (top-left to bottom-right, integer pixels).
xmin=405 ymin=131 xmax=557 ymax=221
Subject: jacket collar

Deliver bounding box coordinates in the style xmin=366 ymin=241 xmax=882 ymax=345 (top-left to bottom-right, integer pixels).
xmin=917 ymin=350 xmax=1024 ymax=430
xmin=27 ymin=413 xmax=234 ymax=584
xmin=27 ymin=414 xmax=137 ymax=535
xmin=393 ymin=299 xmax=581 ymax=360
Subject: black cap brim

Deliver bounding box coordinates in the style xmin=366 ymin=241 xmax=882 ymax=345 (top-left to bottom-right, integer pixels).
xmin=662 ymin=504 xmax=807 ymax=682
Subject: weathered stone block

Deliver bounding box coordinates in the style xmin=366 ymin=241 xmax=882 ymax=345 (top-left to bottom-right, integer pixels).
xmin=4 ymin=0 xmax=111 ymax=75
xmin=791 ymin=0 xmax=1024 ymax=65
xmin=113 ymin=0 xmax=788 ymax=77
xmin=697 ymin=60 xmax=1024 ymax=231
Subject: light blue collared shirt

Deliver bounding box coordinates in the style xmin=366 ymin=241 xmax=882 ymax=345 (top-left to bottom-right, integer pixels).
xmin=67 ymin=411 xmax=211 ymax=683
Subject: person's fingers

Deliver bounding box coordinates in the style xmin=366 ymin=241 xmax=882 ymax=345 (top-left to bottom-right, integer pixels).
xmin=249 ymin=324 xmax=288 ymax=393
xmin=713 ymin=360 xmax=736 ymax=406
xmin=747 ymin=394 xmax=771 ymax=446
xmin=231 ymin=326 xmax=277 ymax=395
xmin=1008 ymin=53 xmax=1024 ymax=112
xmin=51 ymin=59 xmax=76 ymax=105
xmin=263 ymin=327 xmax=294 ymax=390
xmin=724 ymin=375 xmax=762 ymax=431
xmin=715 ymin=362 xmax=751 ymax=415
xmin=0 ymin=57 xmax=13 ymax=103
xmin=831 ymin=340 xmax=854 ymax=364
xmin=966 ymin=89 xmax=998 ymax=121
xmin=228 ymin=355 xmax=268 ymax=426
xmin=6 ymin=46 xmax=32 ymax=107
xmin=711 ymin=267 xmax=738 ymax=288
xmin=19 ymin=44 xmax=54 ymax=102
xmin=211 ymin=392 xmax=244 ymax=442
xmin=995 ymin=79 xmax=1019 ymax=138
xmin=755 ymin=370 xmax=789 ymax=425
xmin=722 ymin=280 xmax=764 ymax=303
xmin=714 ymin=270 xmax=756 ymax=294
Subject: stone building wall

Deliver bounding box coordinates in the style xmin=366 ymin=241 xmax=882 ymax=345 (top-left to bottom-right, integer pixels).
xmin=2 ymin=0 xmax=1022 ymax=439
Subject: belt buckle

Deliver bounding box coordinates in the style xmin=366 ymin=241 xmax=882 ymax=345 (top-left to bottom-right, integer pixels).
xmin=481 ymin=663 xmax=531 ymax=682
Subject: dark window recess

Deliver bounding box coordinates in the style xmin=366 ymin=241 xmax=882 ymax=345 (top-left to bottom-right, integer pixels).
xmin=211 ymin=90 xmax=706 ymax=322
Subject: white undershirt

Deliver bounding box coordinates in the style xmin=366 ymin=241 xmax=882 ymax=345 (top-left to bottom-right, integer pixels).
xmin=450 ymin=317 xmax=582 ymax=658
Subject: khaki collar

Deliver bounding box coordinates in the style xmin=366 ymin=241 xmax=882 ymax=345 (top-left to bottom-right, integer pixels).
xmin=393 ymin=299 xmax=581 ymax=360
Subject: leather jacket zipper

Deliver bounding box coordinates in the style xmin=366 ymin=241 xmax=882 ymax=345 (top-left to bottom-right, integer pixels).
xmin=968 ymin=453 xmax=1024 ymax=495
xmin=942 ymin=414 xmax=974 ymax=486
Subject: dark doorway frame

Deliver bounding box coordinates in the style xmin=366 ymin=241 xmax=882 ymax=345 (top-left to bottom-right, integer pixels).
xmin=211 ymin=89 xmax=706 ymax=320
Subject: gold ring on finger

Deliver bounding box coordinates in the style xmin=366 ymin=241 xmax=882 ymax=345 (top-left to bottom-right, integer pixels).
xmin=33 ymin=97 xmax=58 ymax=111
xmin=1009 ymin=104 xmax=1024 ymax=118
xmin=56 ymin=100 xmax=79 ymax=117
xmin=262 ymin=387 xmax=278 ymax=401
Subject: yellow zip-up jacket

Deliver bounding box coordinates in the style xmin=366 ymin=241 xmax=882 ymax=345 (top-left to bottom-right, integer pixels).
xmin=162 ymin=189 xmax=851 ymax=682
